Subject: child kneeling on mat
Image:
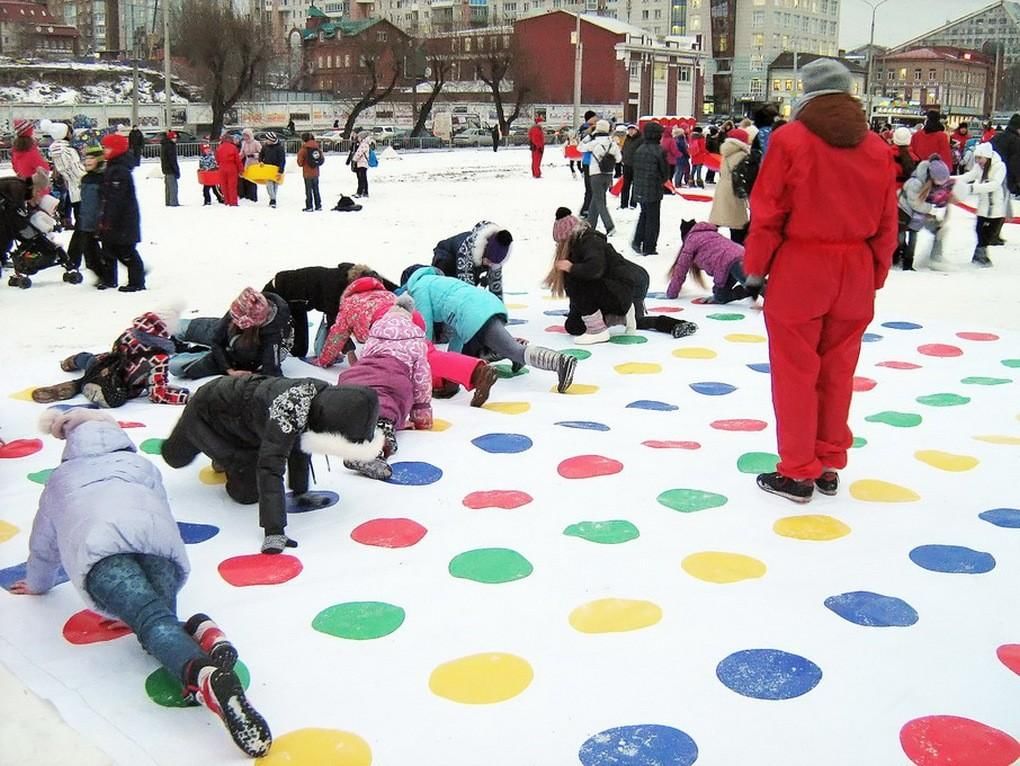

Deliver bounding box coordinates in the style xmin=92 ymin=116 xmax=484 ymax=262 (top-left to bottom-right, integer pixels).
xmin=12 ymin=409 xmax=272 ymax=758
xmin=667 ymin=219 xmax=762 ymax=303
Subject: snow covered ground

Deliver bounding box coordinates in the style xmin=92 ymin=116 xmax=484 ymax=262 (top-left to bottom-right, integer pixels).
xmin=0 ymin=146 xmax=1019 ymax=766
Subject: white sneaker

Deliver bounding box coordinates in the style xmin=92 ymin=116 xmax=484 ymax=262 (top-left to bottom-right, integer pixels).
xmin=576 ymin=329 xmax=611 ymax=345
xmin=624 ymin=305 xmax=637 ymax=334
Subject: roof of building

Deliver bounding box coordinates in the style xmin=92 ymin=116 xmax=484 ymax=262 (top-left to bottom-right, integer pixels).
xmin=768 ymin=52 xmax=867 ymax=74
xmin=516 ymin=9 xmax=652 ymax=40
xmin=301 ymin=15 xmax=385 ymax=41
xmin=0 ymin=2 xmax=56 ymax=22
xmin=890 ymin=0 xmax=1020 ymax=52
xmin=880 ymin=46 xmax=991 ymax=64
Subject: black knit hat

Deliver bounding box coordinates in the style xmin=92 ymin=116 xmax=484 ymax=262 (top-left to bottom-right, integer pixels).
xmin=555 ymin=206 xmax=572 ymax=220
xmin=584 ymin=110 xmax=596 ymax=121
xmin=302 ymin=384 xmax=383 ymax=461
xmin=400 ymin=264 xmax=428 ymax=286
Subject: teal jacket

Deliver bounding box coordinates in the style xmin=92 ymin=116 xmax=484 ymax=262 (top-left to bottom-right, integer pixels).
xmin=405 ymin=267 xmax=507 ymax=352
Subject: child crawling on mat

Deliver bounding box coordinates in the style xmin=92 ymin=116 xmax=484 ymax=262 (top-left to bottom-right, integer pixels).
xmin=11 ymin=409 xmax=272 ymax=758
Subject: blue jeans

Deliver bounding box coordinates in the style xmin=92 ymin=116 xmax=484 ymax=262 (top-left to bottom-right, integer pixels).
xmin=168 ymin=318 xmax=215 ymax=377
xmin=85 ymin=554 xmax=205 ymax=682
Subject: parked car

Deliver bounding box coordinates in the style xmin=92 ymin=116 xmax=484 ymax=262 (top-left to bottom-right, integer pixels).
xmin=144 ymin=129 xmax=200 ymax=144
xmin=452 ymin=127 xmax=491 ymax=147
xmin=317 ymin=129 xmax=347 ymax=151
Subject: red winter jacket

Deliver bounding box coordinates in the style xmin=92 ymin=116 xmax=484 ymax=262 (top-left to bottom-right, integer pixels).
xmin=12 ymin=145 xmax=50 ymax=180
xmin=910 ymin=128 xmax=952 ymax=168
xmin=215 ymin=140 xmax=243 ymax=177
xmin=317 ymin=277 xmax=398 ymax=367
xmin=660 ymin=132 xmax=681 ymax=164
xmin=744 ymin=94 xmax=898 ymax=291
xmin=688 ymin=135 xmax=707 ymax=165
xmin=528 ymin=123 xmax=545 ymax=150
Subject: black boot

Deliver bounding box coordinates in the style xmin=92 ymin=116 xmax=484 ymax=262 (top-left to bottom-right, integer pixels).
xmin=637 ymin=316 xmax=698 ymax=338
xmin=989 ymin=218 xmax=1006 ymax=246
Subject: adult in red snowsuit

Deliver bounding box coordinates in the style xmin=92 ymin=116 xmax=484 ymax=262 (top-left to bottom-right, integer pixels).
xmin=743 ymin=59 xmax=898 ymax=503
xmin=909 ymin=110 xmax=952 ymax=168
xmin=215 ymin=135 xmax=243 ymax=206
xmin=528 ymin=116 xmax=545 ymax=178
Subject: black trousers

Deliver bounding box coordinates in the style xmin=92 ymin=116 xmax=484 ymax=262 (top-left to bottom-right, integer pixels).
xmin=102 ymin=241 xmax=145 ymax=288
xmin=580 ymin=164 xmax=592 ymax=216
xmin=633 ymin=200 xmax=661 ymax=255
xmin=356 ymin=167 xmax=369 ymax=196
xmin=976 ymin=215 xmax=1003 ymax=247
xmin=730 ymin=225 xmax=748 ymax=245
xmin=66 ymin=203 xmax=84 ymax=271
xmin=620 ymin=166 xmax=635 ymax=208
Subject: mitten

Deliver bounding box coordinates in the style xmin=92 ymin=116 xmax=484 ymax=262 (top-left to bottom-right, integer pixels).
xmin=293 ymin=493 xmax=332 ymax=510
xmin=411 ymin=405 xmax=433 ymax=431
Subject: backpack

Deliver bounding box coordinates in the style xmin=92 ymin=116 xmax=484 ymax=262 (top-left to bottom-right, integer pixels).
xmin=730 ymin=154 xmax=759 ymax=199
xmin=306 ymin=146 xmax=324 ymax=168
xmin=597 ymin=143 xmax=617 ymax=173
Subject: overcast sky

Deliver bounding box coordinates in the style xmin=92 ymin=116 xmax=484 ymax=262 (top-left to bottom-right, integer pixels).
xmin=839 ymin=0 xmax=995 ymax=49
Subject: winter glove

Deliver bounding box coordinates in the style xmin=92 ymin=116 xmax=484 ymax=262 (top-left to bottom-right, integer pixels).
xmin=411 ymin=404 xmax=433 ymax=431
xmin=928 ymin=185 xmax=953 ymax=208
xmin=293 ymin=493 xmax=332 ymax=510
xmin=743 ymin=274 xmax=764 ymax=300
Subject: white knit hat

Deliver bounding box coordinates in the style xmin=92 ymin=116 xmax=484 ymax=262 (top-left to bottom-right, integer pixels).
xmin=974 ymin=142 xmax=995 ymax=159
xmin=893 ymin=127 xmax=912 ymax=146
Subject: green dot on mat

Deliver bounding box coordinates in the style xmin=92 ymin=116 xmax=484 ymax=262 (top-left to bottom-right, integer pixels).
xmin=561 ymin=348 xmax=592 ymax=360
xmin=916 ymin=393 xmax=971 ymax=407
xmin=736 ymin=451 xmax=780 ymax=474
xmin=27 ymin=468 xmax=54 ymax=485
xmin=449 ymin=548 xmax=533 ymax=584
xmin=961 ymin=376 xmax=1012 ymax=386
xmin=706 ymin=313 xmax=746 ymax=321
xmin=311 ymin=601 xmax=406 ymax=640
xmin=656 ymin=488 xmax=728 ymax=513
xmin=852 ymin=436 xmax=867 ymax=448
xmin=864 ymin=411 xmax=923 ymax=427
xmin=491 ymin=363 xmax=530 ymax=379
xmin=145 ymin=661 xmax=250 ymax=708
xmin=139 ymin=438 xmax=165 ymax=455
xmin=1002 ymin=359 xmax=1020 ymax=368
xmin=609 ymin=335 xmax=648 ymax=345
xmin=563 ymin=520 xmax=640 ymax=544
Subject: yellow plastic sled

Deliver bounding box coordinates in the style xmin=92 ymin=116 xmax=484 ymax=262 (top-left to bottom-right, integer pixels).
xmin=242 ymin=163 xmax=284 ymax=184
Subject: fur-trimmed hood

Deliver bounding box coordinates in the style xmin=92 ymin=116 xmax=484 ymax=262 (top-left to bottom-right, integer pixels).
xmin=796 ymin=93 xmax=868 ymax=148
xmin=463 ymin=221 xmax=504 ymax=266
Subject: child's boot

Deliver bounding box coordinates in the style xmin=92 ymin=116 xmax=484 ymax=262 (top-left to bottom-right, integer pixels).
xmin=575 ymin=312 xmax=610 ymax=345
xmin=188 ymin=663 xmax=272 ymax=758
xmin=344 ymin=457 xmax=393 ymax=480
xmin=60 ymin=355 xmax=79 ymax=372
xmin=469 ymin=363 xmax=498 ymax=407
xmin=624 ymin=305 xmax=637 ymax=334
xmin=184 ymin=613 xmax=238 ymax=670
xmin=639 ymin=315 xmax=698 ymax=338
xmin=378 ymin=418 xmax=397 ymax=458
xmin=972 ymin=246 xmax=993 ymax=267
xmin=523 ymin=345 xmax=577 ymax=393
xmin=31 ymin=380 xmax=80 ymax=403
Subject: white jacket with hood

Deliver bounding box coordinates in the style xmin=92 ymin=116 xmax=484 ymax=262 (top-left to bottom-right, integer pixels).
xmin=955 ymin=144 xmax=1007 ymax=218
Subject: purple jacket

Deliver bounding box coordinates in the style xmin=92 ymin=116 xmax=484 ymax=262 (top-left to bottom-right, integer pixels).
xmin=666 ymin=222 xmax=745 ymax=298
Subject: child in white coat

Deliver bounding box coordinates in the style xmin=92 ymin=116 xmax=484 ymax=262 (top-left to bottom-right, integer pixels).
xmin=954 ymin=142 xmax=1006 ymax=267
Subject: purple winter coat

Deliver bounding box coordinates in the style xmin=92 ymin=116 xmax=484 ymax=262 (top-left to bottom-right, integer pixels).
xmin=339 ymin=354 xmax=414 ymax=427
xmin=666 ymin=222 xmax=745 ymax=298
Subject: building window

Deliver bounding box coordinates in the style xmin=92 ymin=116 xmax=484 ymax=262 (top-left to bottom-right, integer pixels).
xmin=752 ymin=10 xmax=764 ymax=25
xmin=913 ymin=68 xmax=921 ymax=80
xmin=678 ymin=66 xmax=691 ymax=81
xmin=642 ymin=9 xmax=648 ymax=17
xmin=783 ymin=11 xmax=790 ymax=25
xmin=630 ymin=62 xmax=639 ymax=77
xmin=317 ymin=55 xmax=323 ymax=68
xmin=928 ymin=68 xmax=936 ymax=80
xmin=782 ymin=34 xmax=789 ymax=48
xmin=772 ymin=78 xmax=781 ymax=92
xmin=898 ymin=67 xmax=907 ymax=79
xmin=801 ymin=15 xmax=808 ymax=30
xmin=326 ymin=54 xmax=332 ymax=67
xmin=376 ymin=30 xmax=387 ymax=41
xmin=785 ymin=78 xmax=793 ymax=91
xmin=750 ymin=78 xmax=763 ymax=96
xmin=887 ymin=69 xmax=893 ymax=80
xmin=752 ymin=32 xmax=764 ymax=46
xmin=465 ymin=37 xmax=471 ymax=51
xmin=654 ymin=8 xmax=661 ymax=17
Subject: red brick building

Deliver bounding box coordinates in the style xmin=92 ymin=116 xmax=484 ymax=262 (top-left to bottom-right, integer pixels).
xmin=874 ymin=47 xmax=990 ymax=121
xmin=514 ymin=10 xmax=703 ymax=122
xmin=301 ymin=9 xmax=412 ymax=94
xmin=0 ymin=1 xmax=77 ymax=58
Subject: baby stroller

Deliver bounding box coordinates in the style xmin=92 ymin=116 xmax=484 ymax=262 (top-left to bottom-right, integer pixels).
xmin=0 ymin=194 xmax=81 ymax=289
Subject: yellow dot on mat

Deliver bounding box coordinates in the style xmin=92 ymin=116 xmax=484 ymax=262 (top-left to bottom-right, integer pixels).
xmin=505 ymin=303 xmax=528 ymax=310
xmin=482 ymin=401 xmax=532 ymax=415
xmin=198 ymin=465 xmax=227 ymax=485
xmin=429 ymin=419 xmax=452 ymax=432
xmin=0 ymin=521 xmax=19 ymax=543
xmin=724 ymin=333 xmax=767 ymax=343
xmin=614 ymin=362 xmax=663 ymax=375
xmin=773 ymin=515 xmax=851 ymax=541
xmin=551 ymin=383 xmax=600 ymax=395
xmin=9 ymin=387 xmax=36 ymax=401
xmin=259 ymin=728 xmax=373 ymax=766
xmin=914 ymin=450 xmax=980 ymax=472
xmin=973 ymin=434 xmax=1020 ymax=445
xmin=568 ymin=598 xmax=663 ymax=634
xmin=672 ymin=347 xmax=718 ymax=359
xmin=681 ymin=552 xmax=767 ymax=583
xmin=849 ymin=479 xmax=920 ymax=503
xmin=429 ymin=653 xmax=534 ymax=704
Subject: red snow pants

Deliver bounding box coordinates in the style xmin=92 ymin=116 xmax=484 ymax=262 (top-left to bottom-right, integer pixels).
xmin=221 ymin=173 xmax=239 ymax=206
xmin=531 ymin=147 xmax=543 ymax=178
xmin=763 ymin=244 xmax=876 ymax=480
xmin=428 ymin=346 xmax=483 ymax=389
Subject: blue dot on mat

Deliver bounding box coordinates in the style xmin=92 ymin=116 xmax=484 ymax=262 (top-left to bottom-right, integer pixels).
xmin=747 ymin=363 xmax=771 ymax=373
xmin=177 ymin=522 xmax=220 ymax=544
xmin=862 ymin=333 xmax=883 ymax=343
xmin=46 ymin=403 xmax=100 ymax=411
xmin=881 ymin=321 xmax=924 ymax=330
xmin=471 ymin=433 xmax=534 ymax=454
xmin=0 ymin=561 xmax=69 ymax=592
xmin=909 ymin=544 xmax=996 ymax=574
xmin=386 ymin=461 xmax=443 ymax=486
xmin=979 ymin=508 xmax=1020 ymax=528
xmin=646 ymin=291 xmax=669 ymax=299
xmin=507 ymin=318 xmax=528 ymax=326
xmin=556 ymin=421 xmax=611 ymax=432
xmin=626 ymin=400 xmax=679 ymax=412
xmin=543 ymin=309 xmax=570 ymax=316
xmin=824 ymin=591 xmax=919 ymax=627
xmin=690 ymin=381 xmax=737 ymax=396
xmin=285 ymin=490 xmax=340 ymax=513
xmin=716 ymin=649 xmax=822 ymax=700
xmin=578 ymin=724 xmax=699 ymax=766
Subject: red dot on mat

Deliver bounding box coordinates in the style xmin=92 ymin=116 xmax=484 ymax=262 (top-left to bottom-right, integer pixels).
xmin=462 ymin=490 xmax=534 ymax=509
xmin=217 ymin=554 xmax=303 ymax=587
xmin=62 ymin=609 xmax=132 ymax=645
xmin=650 ymin=306 xmax=683 ymax=313
xmin=957 ymin=332 xmax=999 ymax=341
xmin=545 ymin=324 xmax=569 ymax=334
xmin=711 ymin=419 xmax=767 ymax=432
xmin=900 ymin=715 xmax=1020 ymax=766
xmin=557 ymin=454 xmax=624 ymax=479
xmin=116 ymin=421 xmax=146 ymax=429
xmin=853 ymin=376 xmax=877 ymax=392
xmin=350 ymin=518 xmax=428 ymax=548
xmin=997 ymin=644 xmax=1020 ymax=676
xmin=642 ymin=440 xmax=701 ymax=449
xmin=0 ymin=438 xmax=43 ymax=459
xmin=877 ymin=361 xmax=923 ymax=370
xmin=918 ymin=344 xmax=963 ymax=357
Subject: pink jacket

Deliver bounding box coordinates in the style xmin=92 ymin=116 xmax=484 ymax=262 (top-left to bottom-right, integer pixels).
xmin=317 ymin=278 xmax=397 ymax=367
xmin=660 ymin=132 xmax=681 ymax=164
xmin=12 ymin=145 xmax=50 ymax=179
xmin=362 ymin=308 xmax=432 ymax=426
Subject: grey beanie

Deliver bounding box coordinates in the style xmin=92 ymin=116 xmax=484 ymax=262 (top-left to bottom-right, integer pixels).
xmin=793 ymin=58 xmax=853 ymax=117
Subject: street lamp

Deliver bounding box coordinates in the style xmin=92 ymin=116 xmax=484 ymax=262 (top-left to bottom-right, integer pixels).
xmin=856 ymin=0 xmax=891 ymax=123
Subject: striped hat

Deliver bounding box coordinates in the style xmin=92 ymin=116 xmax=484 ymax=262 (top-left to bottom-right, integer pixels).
xmin=13 ymin=119 xmax=34 ymax=137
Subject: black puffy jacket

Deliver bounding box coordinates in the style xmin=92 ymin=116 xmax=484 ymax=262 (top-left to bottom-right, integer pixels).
xmin=565 ymin=228 xmax=637 ymax=316
xmin=265 ymin=263 xmax=397 ymax=329
xmin=183 ymin=292 xmax=293 ymax=378
xmin=100 ymin=154 xmax=141 ymax=244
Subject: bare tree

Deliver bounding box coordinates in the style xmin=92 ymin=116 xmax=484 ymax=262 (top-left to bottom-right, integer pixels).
xmin=174 ymin=0 xmax=272 ymax=137
xmin=336 ymin=37 xmax=409 ymax=139
xmin=475 ymin=38 xmax=535 ymax=136
xmin=410 ymin=43 xmax=451 ymax=138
